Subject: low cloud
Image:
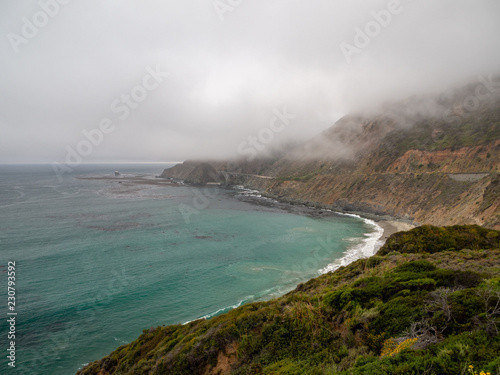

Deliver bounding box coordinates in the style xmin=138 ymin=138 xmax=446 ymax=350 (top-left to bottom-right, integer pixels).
xmin=1 ymin=0 xmax=499 ymax=163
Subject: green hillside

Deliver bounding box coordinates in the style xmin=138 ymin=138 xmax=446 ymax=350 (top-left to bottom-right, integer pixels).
xmin=78 ymin=225 xmax=500 ymax=375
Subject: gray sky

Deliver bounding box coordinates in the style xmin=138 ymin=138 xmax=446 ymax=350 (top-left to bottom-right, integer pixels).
xmin=1 ymin=0 xmax=499 ymax=163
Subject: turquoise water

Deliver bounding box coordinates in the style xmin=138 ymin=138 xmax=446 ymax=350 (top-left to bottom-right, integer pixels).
xmin=0 ymin=164 xmax=378 ymax=375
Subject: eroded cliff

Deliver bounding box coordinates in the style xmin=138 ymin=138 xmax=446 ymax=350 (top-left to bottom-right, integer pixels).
xmin=161 ymin=91 xmax=500 ymax=229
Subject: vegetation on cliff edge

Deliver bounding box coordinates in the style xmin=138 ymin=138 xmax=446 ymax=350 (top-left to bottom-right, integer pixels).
xmin=78 ymin=225 xmax=500 ymax=375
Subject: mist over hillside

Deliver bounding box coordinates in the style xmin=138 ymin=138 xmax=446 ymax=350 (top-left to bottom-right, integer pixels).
xmin=2 ymin=1 xmax=500 ymax=163
xmin=162 ymin=81 xmax=500 ymax=229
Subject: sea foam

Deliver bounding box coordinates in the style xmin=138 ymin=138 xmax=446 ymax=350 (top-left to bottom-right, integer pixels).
xmin=319 ymin=213 xmax=384 ymax=274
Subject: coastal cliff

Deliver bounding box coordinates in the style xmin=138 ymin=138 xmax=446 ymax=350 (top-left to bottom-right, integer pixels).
xmin=78 ymin=85 xmax=500 ymax=375
xmin=161 ymin=90 xmax=500 ymax=229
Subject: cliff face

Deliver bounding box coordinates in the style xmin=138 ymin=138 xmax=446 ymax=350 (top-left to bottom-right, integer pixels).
xmin=161 ymin=161 xmax=219 ymax=185
xmin=259 ymin=108 xmax=500 ymax=228
xmin=161 ymin=91 xmax=500 ymax=229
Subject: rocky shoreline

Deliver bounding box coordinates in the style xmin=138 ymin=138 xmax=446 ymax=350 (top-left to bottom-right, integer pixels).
xmin=235 ymin=188 xmax=416 ymax=252
xmin=221 ymin=183 xmax=417 ymax=248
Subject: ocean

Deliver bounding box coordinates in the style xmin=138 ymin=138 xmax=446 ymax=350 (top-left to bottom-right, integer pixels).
xmin=0 ymin=164 xmax=382 ymax=375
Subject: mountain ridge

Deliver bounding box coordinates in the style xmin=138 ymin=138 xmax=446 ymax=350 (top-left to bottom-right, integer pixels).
xmin=161 ymin=89 xmax=500 ymax=229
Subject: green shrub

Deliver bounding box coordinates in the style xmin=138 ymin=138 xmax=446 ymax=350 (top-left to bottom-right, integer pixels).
xmin=366 ymin=256 xmax=384 ymax=269
xmin=378 ymin=225 xmax=500 ymax=255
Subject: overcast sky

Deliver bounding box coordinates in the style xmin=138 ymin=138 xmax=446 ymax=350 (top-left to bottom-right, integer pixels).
xmin=1 ymin=0 xmax=499 ymax=163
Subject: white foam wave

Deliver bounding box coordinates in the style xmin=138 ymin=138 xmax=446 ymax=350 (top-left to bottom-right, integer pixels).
xmin=319 ymin=214 xmax=384 ymax=274
xmin=182 ymin=295 xmax=255 ymax=325
xmin=236 ymin=188 xmax=278 ymax=203
xmin=182 ymin=284 xmax=291 ymax=325
xmin=200 ymin=298 xmax=250 ymax=320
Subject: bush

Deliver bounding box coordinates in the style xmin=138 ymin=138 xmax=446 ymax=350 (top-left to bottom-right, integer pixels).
xmin=366 ymin=256 xmax=384 ymax=269
xmin=378 ymin=225 xmax=500 ymax=255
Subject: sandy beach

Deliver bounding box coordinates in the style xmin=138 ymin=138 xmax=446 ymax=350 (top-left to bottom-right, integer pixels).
xmin=377 ymin=220 xmax=416 ymax=242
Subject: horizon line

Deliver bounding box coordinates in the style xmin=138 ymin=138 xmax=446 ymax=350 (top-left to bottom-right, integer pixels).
xmin=0 ymin=161 xmax=184 ymax=165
